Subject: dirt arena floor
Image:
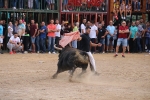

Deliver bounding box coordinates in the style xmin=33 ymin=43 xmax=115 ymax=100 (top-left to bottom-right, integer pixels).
xmin=0 ymin=53 xmax=150 ymax=100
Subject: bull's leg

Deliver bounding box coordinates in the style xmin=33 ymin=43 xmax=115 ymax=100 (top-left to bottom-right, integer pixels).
xmin=52 ymin=72 xmax=59 ymax=79
xmin=78 ymin=68 xmax=87 ymax=77
xmin=69 ymin=67 xmax=76 ymax=82
xmin=52 ymin=69 xmax=62 ymax=79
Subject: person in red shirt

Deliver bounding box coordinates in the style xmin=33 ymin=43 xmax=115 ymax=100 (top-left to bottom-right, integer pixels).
xmin=114 ymin=21 xmax=129 ymax=57
xmin=47 ymin=19 xmax=57 ymax=54
xmin=28 ymin=19 xmax=37 ymax=53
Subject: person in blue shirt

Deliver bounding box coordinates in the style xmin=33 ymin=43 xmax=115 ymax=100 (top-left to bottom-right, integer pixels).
xmin=129 ymin=22 xmax=138 ymax=53
xmin=39 ymin=21 xmax=47 ymax=53
xmin=0 ymin=20 xmax=3 ymax=54
xmin=145 ymin=21 xmax=150 ymax=54
xmin=106 ymin=20 xmax=116 ymax=52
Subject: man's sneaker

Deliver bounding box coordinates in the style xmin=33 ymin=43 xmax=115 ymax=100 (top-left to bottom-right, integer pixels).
xmin=114 ymin=54 xmax=118 ymax=57
xmin=102 ymin=51 xmax=105 ymax=54
xmin=122 ymin=55 xmax=125 ymax=58
xmin=94 ymin=71 xmax=100 ymax=76
xmin=37 ymin=51 xmax=40 ymax=53
xmin=48 ymin=51 xmax=51 ymax=54
xmin=9 ymin=52 xmax=13 ymax=54
xmin=24 ymin=51 xmax=28 ymax=54
xmin=52 ymin=52 xmax=56 ymax=54
xmin=13 ymin=51 xmax=16 ymax=54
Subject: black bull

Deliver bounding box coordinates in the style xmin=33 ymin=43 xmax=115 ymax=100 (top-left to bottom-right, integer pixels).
xmin=52 ymin=46 xmax=94 ymax=80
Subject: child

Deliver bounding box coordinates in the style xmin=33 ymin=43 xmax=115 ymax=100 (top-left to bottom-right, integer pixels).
xmin=81 ymin=0 xmax=87 ymax=11
xmin=126 ymin=3 xmax=132 ymax=17
xmin=134 ymin=0 xmax=140 ymax=11
xmin=46 ymin=0 xmax=55 ymax=10
xmin=113 ymin=1 xmax=119 ymax=20
xmin=120 ymin=0 xmax=126 ymax=19
xmin=62 ymin=0 xmax=69 ymax=11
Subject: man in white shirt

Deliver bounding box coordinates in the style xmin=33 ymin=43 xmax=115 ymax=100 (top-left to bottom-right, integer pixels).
xmin=80 ymin=18 xmax=86 ymax=35
xmin=89 ymin=21 xmax=98 ymax=53
xmin=55 ymin=19 xmax=61 ymax=47
xmin=7 ymin=32 xmax=23 ymax=54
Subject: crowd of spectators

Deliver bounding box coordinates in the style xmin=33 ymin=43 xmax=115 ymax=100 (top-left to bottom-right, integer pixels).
xmin=113 ymin=0 xmax=150 ymax=20
xmin=0 ymin=17 xmax=150 ymax=55
xmin=0 ymin=0 xmax=58 ymax=10
xmin=62 ymin=0 xmax=106 ymax=12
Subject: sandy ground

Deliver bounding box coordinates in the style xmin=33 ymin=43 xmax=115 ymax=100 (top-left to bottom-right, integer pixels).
xmin=0 ymin=53 xmax=150 ymax=100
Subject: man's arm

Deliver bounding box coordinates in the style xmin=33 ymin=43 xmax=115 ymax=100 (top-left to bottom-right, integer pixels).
xmin=33 ymin=28 xmax=37 ymax=37
xmin=128 ymin=32 xmax=131 ymax=39
xmin=39 ymin=29 xmax=45 ymax=33
xmin=96 ymin=29 xmax=98 ymax=35
xmin=77 ymin=37 xmax=82 ymax=41
xmin=90 ymin=41 xmax=102 ymax=47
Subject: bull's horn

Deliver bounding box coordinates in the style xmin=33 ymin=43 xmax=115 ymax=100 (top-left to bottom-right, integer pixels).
xmin=54 ymin=44 xmax=62 ymax=50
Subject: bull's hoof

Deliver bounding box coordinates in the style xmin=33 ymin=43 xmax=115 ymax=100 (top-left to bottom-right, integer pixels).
xmin=51 ymin=74 xmax=57 ymax=79
xmin=94 ymin=72 xmax=100 ymax=76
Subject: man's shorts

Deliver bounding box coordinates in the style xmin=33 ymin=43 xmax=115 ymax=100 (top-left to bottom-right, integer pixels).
xmin=117 ymin=38 xmax=127 ymax=47
xmin=99 ymin=39 xmax=105 ymax=45
xmin=107 ymin=37 xmax=114 ymax=46
xmin=0 ymin=37 xmax=3 ymax=44
xmin=31 ymin=37 xmax=36 ymax=44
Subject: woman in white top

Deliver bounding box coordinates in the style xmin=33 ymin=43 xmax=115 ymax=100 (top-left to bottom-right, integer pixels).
xmin=7 ymin=22 xmax=13 ymax=43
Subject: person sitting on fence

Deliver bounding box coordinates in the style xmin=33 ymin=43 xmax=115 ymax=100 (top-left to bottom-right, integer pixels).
xmin=113 ymin=1 xmax=119 ymax=20
xmin=120 ymin=0 xmax=126 ymax=19
xmin=126 ymin=3 xmax=132 ymax=17
xmin=134 ymin=0 xmax=141 ymax=11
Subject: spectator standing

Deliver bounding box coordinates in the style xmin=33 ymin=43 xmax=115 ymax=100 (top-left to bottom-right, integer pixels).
xmin=72 ymin=22 xmax=79 ymax=48
xmin=35 ymin=23 xmax=40 ymax=53
xmin=98 ymin=24 xmax=106 ymax=53
xmin=145 ymin=21 xmax=150 ymax=54
xmin=136 ymin=20 xmax=144 ymax=53
xmin=106 ymin=20 xmax=116 ymax=52
xmin=55 ymin=19 xmax=61 ymax=47
xmin=7 ymin=22 xmax=13 ymax=43
xmin=129 ymin=22 xmax=138 ymax=53
xmin=18 ymin=19 xmax=25 ymax=52
xmin=14 ymin=21 xmax=18 ymax=33
xmin=23 ymin=23 xmax=30 ymax=53
xmin=18 ymin=19 xmax=25 ymax=38
xmin=80 ymin=18 xmax=86 ymax=35
xmin=89 ymin=21 xmax=98 ymax=53
xmin=140 ymin=18 xmax=146 ymax=52
xmin=47 ymin=19 xmax=57 ymax=54
xmin=29 ymin=19 xmax=37 ymax=53
xmin=7 ymin=32 xmax=23 ymax=54
xmin=114 ymin=21 xmax=129 ymax=57
xmin=0 ymin=21 xmax=3 ymax=54
xmin=39 ymin=21 xmax=47 ymax=53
